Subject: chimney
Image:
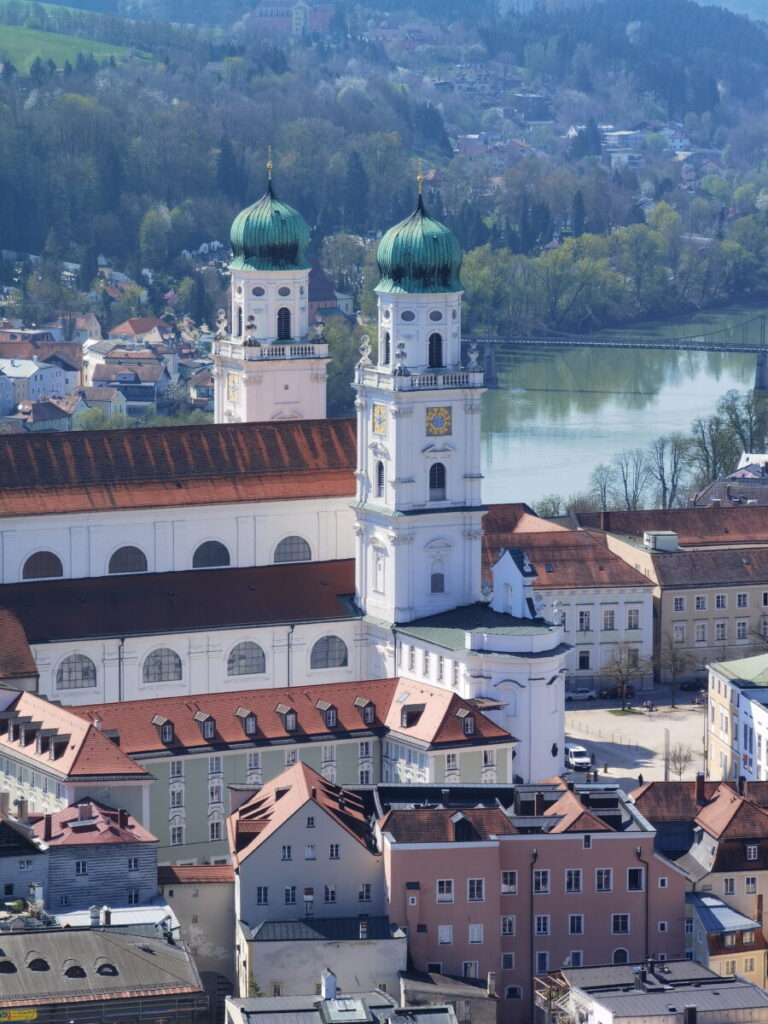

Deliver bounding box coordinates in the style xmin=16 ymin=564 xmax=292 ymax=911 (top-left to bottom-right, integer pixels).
xmin=89 ymin=905 xmax=100 ymax=926
xmin=635 ymin=968 xmax=646 ymax=991
xmin=118 ymin=809 xmax=129 ymax=830
xmin=43 ymin=814 xmax=52 ymax=841
xmin=100 ymin=906 xmax=111 ymax=926
xmin=695 ymin=772 xmax=705 ymax=804
xmin=78 ymin=800 xmax=92 ymax=821
xmin=15 ymin=798 xmax=28 ymax=824
xmin=320 ymin=968 xmax=337 ymax=1000
xmin=738 ymin=775 xmax=746 ymax=797
xmin=534 ymin=792 xmax=545 ymax=815
xmin=487 ymin=971 xmax=497 ymax=997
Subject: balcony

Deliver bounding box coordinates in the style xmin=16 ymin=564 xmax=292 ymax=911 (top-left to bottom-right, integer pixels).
xmin=356 ymin=367 xmax=485 ymax=391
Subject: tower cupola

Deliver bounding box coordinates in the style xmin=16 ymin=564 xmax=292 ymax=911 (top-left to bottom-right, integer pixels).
xmin=230 ymin=184 xmax=310 ymax=273
xmin=376 ymin=196 xmax=463 ymax=295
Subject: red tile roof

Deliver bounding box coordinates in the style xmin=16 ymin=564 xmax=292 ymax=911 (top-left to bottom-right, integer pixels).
xmin=158 ymin=864 xmax=234 ymax=885
xmin=0 ymin=418 xmax=356 ymax=516
xmin=72 ymin=677 xmax=511 ymax=757
xmin=228 ymin=762 xmax=372 ymax=866
xmin=0 ymin=609 xmax=37 ymax=681
xmin=109 ymin=316 xmax=167 ymax=337
xmin=379 ymin=806 xmax=516 ymax=843
xmin=576 ymin=507 xmax=768 ymax=546
xmin=631 ymin=780 xmax=768 ymax=820
xmin=0 ymin=691 xmax=148 ymax=779
xmin=695 ymin=784 xmax=768 ymax=839
xmin=2 ymin=560 xmax=357 ymax=642
xmin=544 ymin=789 xmax=613 ymax=832
xmin=30 ymin=798 xmax=156 ymax=846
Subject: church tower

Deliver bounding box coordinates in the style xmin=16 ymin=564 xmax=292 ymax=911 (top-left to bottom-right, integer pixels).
xmin=353 ymin=185 xmax=486 ymax=625
xmin=214 ymin=171 xmax=329 ymax=424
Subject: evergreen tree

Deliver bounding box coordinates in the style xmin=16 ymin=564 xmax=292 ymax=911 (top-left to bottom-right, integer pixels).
xmin=344 ymin=150 xmax=369 ymax=234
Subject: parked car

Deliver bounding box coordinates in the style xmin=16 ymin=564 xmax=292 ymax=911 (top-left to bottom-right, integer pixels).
xmin=565 ymin=744 xmax=592 ymax=770
xmin=566 ymin=688 xmax=597 ymax=701
xmin=598 ymin=685 xmax=636 ymax=699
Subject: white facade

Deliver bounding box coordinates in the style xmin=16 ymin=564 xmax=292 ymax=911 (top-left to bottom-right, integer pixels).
xmin=3 ymin=495 xmax=354 ymax=584
xmin=214 ymin=265 xmax=329 ymax=423
xmin=0 ymin=359 xmax=66 ymax=403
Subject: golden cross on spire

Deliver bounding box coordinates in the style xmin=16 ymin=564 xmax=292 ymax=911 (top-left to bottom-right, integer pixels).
xmin=267 ymin=146 xmax=273 ymax=182
xmin=417 ymin=161 xmax=423 ymax=195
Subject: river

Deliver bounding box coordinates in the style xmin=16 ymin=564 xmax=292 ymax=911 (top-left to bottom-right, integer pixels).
xmin=480 ymin=305 xmax=763 ymax=505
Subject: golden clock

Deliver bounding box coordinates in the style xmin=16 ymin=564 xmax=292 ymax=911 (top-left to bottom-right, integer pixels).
xmin=372 ymin=403 xmax=387 ymax=435
xmin=226 ymin=372 xmax=240 ymax=403
xmin=426 ymin=406 xmax=452 ymax=436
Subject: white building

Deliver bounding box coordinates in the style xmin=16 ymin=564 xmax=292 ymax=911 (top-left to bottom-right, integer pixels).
xmin=0 ymin=358 xmax=66 ymax=404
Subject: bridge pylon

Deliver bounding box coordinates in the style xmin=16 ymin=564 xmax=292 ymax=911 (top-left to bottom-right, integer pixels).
xmin=484 ymin=342 xmax=499 ymax=388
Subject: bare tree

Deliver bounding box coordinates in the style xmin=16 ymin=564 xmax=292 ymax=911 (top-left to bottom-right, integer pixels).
xmin=657 ymin=631 xmax=699 ymax=707
xmin=602 ymin=642 xmax=652 ymax=710
xmin=611 ymin=448 xmax=650 ymax=510
xmin=589 ymin=462 xmax=615 ymax=508
xmin=669 ymin=741 xmax=695 ymax=780
xmin=717 ymin=389 xmax=768 ymax=456
xmin=647 ymin=433 xmax=691 ymax=509
xmin=689 ymin=414 xmax=739 ymax=484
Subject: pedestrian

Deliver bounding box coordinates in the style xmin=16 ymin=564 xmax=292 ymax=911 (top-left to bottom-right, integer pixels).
xmin=638 ymin=773 xmax=644 ymax=787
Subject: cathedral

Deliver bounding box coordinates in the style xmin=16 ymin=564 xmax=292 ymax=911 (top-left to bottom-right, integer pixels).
xmin=0 ymin=177 xmax=568 ymax=784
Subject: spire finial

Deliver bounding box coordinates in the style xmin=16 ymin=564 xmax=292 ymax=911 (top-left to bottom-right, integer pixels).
xmin=267 ymin=146 xmax=273 ymax=182
xmin=417 ymin=161 xmax=423 ymax=195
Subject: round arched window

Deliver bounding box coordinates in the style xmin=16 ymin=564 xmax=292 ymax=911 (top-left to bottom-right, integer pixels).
xmin=278 ymin=286 xmax=291 ymax=297
xmin=311 ymin=635 xmax=348 ymax=669
xmin=227 ymin=641 xmax=266 ymax=676
xmin=192 ymin=541 xmax=230 ymax=569
xmin=143 ymin=648 xmax=182 ymax=684
xmin=108 ymin=546 xmax=147 ymax=575
xmin=22 ymin=551 xmax=63 ymax=580
xmin=274 ymin=536 xmax=311 ymax=563
xmin=56 ymin=654 xmax=97 ymax=690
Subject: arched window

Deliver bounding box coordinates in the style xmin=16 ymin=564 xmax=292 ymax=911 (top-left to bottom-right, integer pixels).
xmin=429 ymin=462 xmax=446 ymax=501
xmin=430 ymin=561 xmax=445 ymax=594
xmin=64 ymin=965 xmax=86 ymax=979
xmin=505 ymin=987 xmax=522 ymax=1000
xmin=192 ymin=541 xmax=230 ymax=569
xmin=0 ymin=961 xmax=17 ymax=973
xmin=277 ymin=307 xmax=291 ymax=340
xmin=27 ymin=958 xmax=49 ymax=972
xmin=56 ymin=654 xmax=97 ymax=690
xmin=373 ymin=552 xmax=385 ymax=593
xmin=310 ymin=635 xmax=348 ymax=670
xmin=237 ymin=307 xmax=243 ymax=336
xmin=274 ymin=536 xmax=311 ymax=563
xmin=95 ymin=963 xmax=118 ymax=977
xmin=382 ymin=332 xmax=390 ymax=365
xmin=612 ymin=948 xmax=629 ymax=965
xmin=22 ymin=551 xmax=63 ymax=580
xmin=375 ymin=461 xmax=385 ymax=498
xmin=428 ymin=333 xmax=443 ymax=368
xmin=227 ymin=641 xmax=266 ymax=676
xmin=108 ymin=546 xmax=147 ymax=575
xmin=143 ymin=648 xmax=182 ymax=684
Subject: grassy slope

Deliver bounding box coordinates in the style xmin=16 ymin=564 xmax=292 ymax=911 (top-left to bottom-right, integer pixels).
xmin=0 ymin=24 xmax=144 ymax=68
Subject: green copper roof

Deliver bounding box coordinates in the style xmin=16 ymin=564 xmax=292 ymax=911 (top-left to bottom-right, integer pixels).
xmin=230 ymin=184 xmax=310 ymax=272
xmin=376 ymin=196 xmax=463 ymax=295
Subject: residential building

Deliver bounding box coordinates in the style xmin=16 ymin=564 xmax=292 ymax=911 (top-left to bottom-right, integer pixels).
xmin=399 ymin=971 xmax=500 ymax=1024
xmin=92 ymin=356 xmax=170 ymax=415
xmin=230 ymin=764 xmax=406 ymax=997
xmin=69 ymin=678 xmax=513 ymax=860
xmin=0 ymin=357 xmax=66 ymax=404
xmin=0 ymin=926 xmax=207 ymax=1023
xmin=0 ymin=369 xmax=15 ymax=414
xmin=482 ymin=508 xmax=654 ymax=689
xmin=378 ymin=778 xmax=685 ymax=1021
xmin=686 ymin=893 xmax=767 ymax=987
xmin=159 ymin=864 xmax=236 ymax=986
xmin=534 ymin=959 xmax=768 ymax=1024
xmin=226 ymin=987 xmax=442 ymax=1024
xmin=707 ymin=653 xmax=768 ymax=781
xmin=70 ymin=384 xmax=128 ymax=418
xmin=0 ymin=795 xmax=48 ymax=903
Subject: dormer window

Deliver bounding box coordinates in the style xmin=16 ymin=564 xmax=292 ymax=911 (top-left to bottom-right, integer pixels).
xmin=194 ymin=711 xmax=215 ymax=740
xmin=316 ymin=700 xmax=337 ymax=728
xmin=276 ymin=703 xmax=298 ymax=732
xmin=400 ymin=704 xmax=425 ymax=729
xmin=245 ymin=714 xmax=257 ymax=735
xmin=456 ymin=708 xmax=475 ymax=735
xmin=746 ymin=844 xmax=758 ymax=860
xmin=363 ymin=705 xmax=374 ymax=725
xmin=235 ymin=707 xmax=258 ymax=736
xmin=152 ymin=714 xmax=173 ymax=744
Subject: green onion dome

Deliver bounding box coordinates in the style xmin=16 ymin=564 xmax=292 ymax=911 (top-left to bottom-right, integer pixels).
xmin=376 ymin=195 xmax=463 ymax=294
xmin=230 ymin=184 xmax=310 ymax=272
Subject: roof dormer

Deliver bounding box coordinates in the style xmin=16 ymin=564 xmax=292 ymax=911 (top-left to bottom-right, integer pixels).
xmin=400 ymin=704 xmax=425 ymax=729
xmin=234 ymin=707 xmax=258 ymax=737
xmin=276 ymin=704 xmax=297 ymax=732
xmin=151 ymin=714 xmax=174 ymax=745
xmin=316 ymin=700 xmax=338 ymax=729
xmin=353 ymin=696 xmax=375 ymax=726
xmin=193 ymin=710 xmax=215 ymax=741
xmin=456 ymin=707 xmax=475 ymax=735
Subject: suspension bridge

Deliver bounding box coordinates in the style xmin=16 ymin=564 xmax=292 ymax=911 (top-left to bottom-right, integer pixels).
xmin=463 ymin=312 xmax=768 ymax=389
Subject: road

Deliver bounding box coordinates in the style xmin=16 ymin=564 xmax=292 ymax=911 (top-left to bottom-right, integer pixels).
xmin=564 ymin=689 xmax=708 ymax=793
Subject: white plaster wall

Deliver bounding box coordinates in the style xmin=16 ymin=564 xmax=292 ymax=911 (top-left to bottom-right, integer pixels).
xmin=2 ymin=495 xmax=354 ymax=583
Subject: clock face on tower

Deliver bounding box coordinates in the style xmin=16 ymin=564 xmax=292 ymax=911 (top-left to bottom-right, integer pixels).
xmin=226 ymin=372 xmax=240 ymax=403
xmin=426 ymin=406 xmax=452 ymax=436
xmin=372 ymin=403 xmax=387 ymax=435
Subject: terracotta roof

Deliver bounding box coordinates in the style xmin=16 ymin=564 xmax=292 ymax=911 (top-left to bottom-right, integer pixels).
xmin=695 ymin=784 xmax=768 ymax=840
xmin=158 ymin=864 xmax=234 ymax=885
xmin=483 ymin=528 xmax=652 ymax=589
xmin=0 ymin=418 xmax=356 ymax=516
xmin=109 ymin=316 xmax=167 ymax=337
xmin=575 ymin=507 xmax=768 ymax=546
xmin=15 ymin=400 xmax=72 ymax=424
xmin=72 ymin=386 xmax=121 ymax=402
xmin=483 ymin=502 xmax=560 ymax=536
xmin=650 ymin=546 xmax=768 ymax=588
xmin=228 ymin=762 xmax=372 ymax=866
xmin=72 ymin=677 xmax=510 ymax=757
xmin=0 ymin=691 xmax=148 ymax=779
xmin=631 ymin=780 xmax=768 ymax=821
xmin=92 ymin=363 xmax=167 ymax=384
xmin=30 ymin=798 xmax=156 ymax=846
xmin=544 ymin=789 xmax=613 ymax=832
xmin=0 ymin=609 xmax=37 ymax=680
xmin=2 ymin=561 xmax=357 ymax=642
xmin=379 ymin=806 xmax=515 ymax=843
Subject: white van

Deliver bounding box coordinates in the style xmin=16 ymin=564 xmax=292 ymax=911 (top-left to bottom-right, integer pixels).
xmin=564 ymin=744 xmax=591 ymax=771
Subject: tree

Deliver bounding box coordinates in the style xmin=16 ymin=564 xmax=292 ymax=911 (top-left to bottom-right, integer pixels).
xmin=668 ymin=741 xmax=695 ymax=780
xmin=602 ymin=642 xmax=651 ymax=710
xmin=571 ymin=189 xmax=585 ymax=238
xmin=588 ymin=462 xmax=615 ymax=509
xmin=611 ymin=448 xmax=650 ymax=510
xmin=647 ymin=434 xmax=690 ymax=509
xmin=657 ymin=631 xmax=699 ymax=707
xmin=75 ymin=409 xmax=137 ymax=430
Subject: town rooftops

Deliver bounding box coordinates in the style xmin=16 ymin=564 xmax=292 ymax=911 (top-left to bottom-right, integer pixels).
xmin=0 ymin=690 xmax=148 ymax=779
xmin=0 ymin=417 xmax=356 ymax=516
xmin=559 ymin=958 xmax=715 ymax=992
xmin=0 ymin=357 xmax=52 ymax=378
xmin=686 ymin=892 xmax=761 ymax=936
xmin=73 ymin=677 xmax=511 ymax=759
xmin=1 ymin=560 xmax=358 ymax=642
xmin=694 ymin=782 xmax=768 ymax=839
xmin=228 ymin=990 xmax=455 ymax=1024
xmin=0 ymin=609 xmax=37 ymax=681
xmin=646 ymin=545 xmax=768 ymax=588
xmin=158 ymin=864 xmax=234 ymax=885
xmin=109 ymin=316 xmax=170 ymax=337
xmin=30 ymin=798 xmax=156 ymax=846
xmin=379 ymin=805 xmax=516 ymax=843
xmin=0 ymin=927 xmax=203 ymax=1006
xmin=710 ymin=651 xmax=768 ymax=688
xmin=574 ymin=506 xmax=768 ymax=546
xmin=398 ymin=602 xmax=563 ymax=652
xmin=244 ymin=917 xmax=401 ymax=942
xmin=228 ymin=762 xmax=372 ymax=865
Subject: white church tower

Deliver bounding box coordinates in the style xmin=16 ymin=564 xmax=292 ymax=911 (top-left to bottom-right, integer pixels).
xmin=214 ymin=167 xmax=329 ymax=424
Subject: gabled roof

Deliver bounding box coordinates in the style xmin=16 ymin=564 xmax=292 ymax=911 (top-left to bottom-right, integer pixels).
xmin=0 ymin=608 xmax=37 ymax=680
xmin=710 ymin=652 xmax=768 ymax=688
xmin=72 ymin=677 xmax=510 ymax=757
xmin=695 ymin=784 xmax=768 ymax=840
xmin=109 ymin=316 xmax=168 ymax=337
xmin=631 ymin=779 xmax=768 ymax=820
xmin=0 ymin=691 xmax=148 ymax=779
xmin=543 ymin=789 xmax=613 ymax=832
xmin=575 ymin=506 xmax=768 ymax=546
xmin=30 ymin=798 xmax=156 ymax=846
xmin=0 ymin=418 xmax=356 ymax=516
xmin=3 ymin=561 xmax=357 ymax=642
xmin=379 ymin=806 xmax=515 ymax=843
xmin=228 ymin=762 xmax=372 ymax=866
xmin=158 ymin=864 xmax=234 ymax=885
xmin=92 ymin=363 xmax=167 ymax=383
xmin=649 ymin=546 xmax=768 ymax=588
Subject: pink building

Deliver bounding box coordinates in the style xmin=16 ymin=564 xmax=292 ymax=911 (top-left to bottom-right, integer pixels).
xmin=378 ymin=779 xmax=686 ymax=1024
